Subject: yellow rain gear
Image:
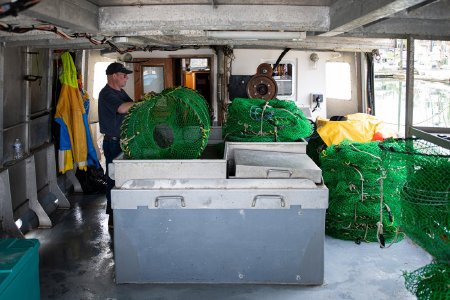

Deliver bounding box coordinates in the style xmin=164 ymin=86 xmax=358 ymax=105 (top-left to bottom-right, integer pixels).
xmin=54 ymin=52 xmax=88 ymax=173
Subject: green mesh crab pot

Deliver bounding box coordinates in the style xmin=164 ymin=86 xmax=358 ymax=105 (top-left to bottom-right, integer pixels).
xmin=222 ymin=97 xmax=313 ymax=142
xmin=320 ymin=141 xmax=403 ymax=245
xmin=120 ymin=87 xmax=211 ymax=159
xmin=380 ymin=138 xmax=450 ymax=262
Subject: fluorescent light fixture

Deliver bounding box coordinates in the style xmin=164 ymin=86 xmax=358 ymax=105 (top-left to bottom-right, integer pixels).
xmin=206 ymin=31 xmax=306 ymax=41
xmin=112 ymin=36 xmax=129 ymax=43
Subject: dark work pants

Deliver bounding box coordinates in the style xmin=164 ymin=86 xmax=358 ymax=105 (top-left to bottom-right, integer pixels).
xmin=103 ymin=139 xmax=122 ymax=215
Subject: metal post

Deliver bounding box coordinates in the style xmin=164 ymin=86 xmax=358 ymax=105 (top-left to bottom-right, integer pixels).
xmin=405 ymin=36 xmax=415 ymax=138
xmin=397 ymin=81 xmax=402 ymax=134
xmin=24 ymin=46 xmax=31 ymax=155
xmin=0 ymin=44 xmax=4 ymax=167
xmin=359 ymin=52 xmax=367 ymax=114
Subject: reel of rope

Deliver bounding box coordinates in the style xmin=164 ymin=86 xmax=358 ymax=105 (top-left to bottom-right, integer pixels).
xmin=120 ymin=87 xmax=211 ymax=159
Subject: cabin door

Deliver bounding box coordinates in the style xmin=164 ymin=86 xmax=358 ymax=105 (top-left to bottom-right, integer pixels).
xmin=133 ymin=58 xmax=174 ymax=100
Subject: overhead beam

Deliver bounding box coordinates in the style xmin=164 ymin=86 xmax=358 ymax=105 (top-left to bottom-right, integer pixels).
xmin=321 ymin=0 xmax=431 ymax=37
xmin=21 ymin=0 xmax=99 ymax=33
xmin=93 ymin=0 xmax=333 ymax=5
xmin=202 ymin=36 xmax=396 ymax=51
xmin=395 ymin=0 xmax=450 ymax=19
xmin=99 ymin=5 xmax=329 ymax=34
xmin=0 ymin=33 xmax=395 ymax=52
xmin=156 ymin=35 xmax=396 ymax=49
xmin=345 ymin=18 xmax=450 ymax=40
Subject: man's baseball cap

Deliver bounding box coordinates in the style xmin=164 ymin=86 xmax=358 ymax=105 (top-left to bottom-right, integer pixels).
xmin=105 ymin=62 xmax=133 ymax=75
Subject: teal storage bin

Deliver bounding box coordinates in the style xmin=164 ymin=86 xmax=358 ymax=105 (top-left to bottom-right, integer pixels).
xmin=0 ymin=239 xmax=40 ymax=300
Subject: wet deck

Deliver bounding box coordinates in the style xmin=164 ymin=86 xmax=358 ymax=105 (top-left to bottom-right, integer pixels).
xmin=26 ymin=193 xmax=431 ymax=300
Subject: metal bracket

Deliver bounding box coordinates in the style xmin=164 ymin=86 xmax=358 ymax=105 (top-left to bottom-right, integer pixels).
xmin=44 ymin=144 xmax=70 ymax=209
xmin=0 ymin=169 xmax=24 ymax=238
xmin=25 ymin=156 xmax=52 ymax=228
xmin=66 ymin=169 xmax=82 ymax=194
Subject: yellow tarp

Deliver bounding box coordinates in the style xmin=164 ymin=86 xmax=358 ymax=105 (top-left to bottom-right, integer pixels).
xmin=316 ymin=113 xmax=396 ymax=146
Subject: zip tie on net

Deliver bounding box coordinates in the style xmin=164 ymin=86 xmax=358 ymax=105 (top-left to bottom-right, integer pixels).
xmin=377 ymin=221 xmax=385 ymax=248
xmin=259 ymin=101 xmax=270 ymax=136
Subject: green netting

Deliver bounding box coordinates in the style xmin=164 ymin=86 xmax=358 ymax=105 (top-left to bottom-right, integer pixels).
xmin=320 ymin=141 xmax=403 ymax=245
xmin=222 ymin=98 xmax=313 ymax=142
xmin=379 ymin=138 xmax=450 ymax=262
xmin=120 ymin=87 xmax=210 ymax=159
xmin=403 ymin=262 xmax=450 ymax=300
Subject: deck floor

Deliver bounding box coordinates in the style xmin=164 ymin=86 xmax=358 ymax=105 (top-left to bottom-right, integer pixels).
xmin=26 ymin=193 xmax=432 ymax=300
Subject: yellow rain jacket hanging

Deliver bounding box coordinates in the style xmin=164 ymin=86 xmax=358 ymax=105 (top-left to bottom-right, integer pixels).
xmin=54 ymin=52 xmax=99 ymax=173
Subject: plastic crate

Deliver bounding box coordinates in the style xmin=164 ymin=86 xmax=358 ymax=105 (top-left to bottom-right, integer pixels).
xmin=0 ymin=239 xmax=40 ymax=300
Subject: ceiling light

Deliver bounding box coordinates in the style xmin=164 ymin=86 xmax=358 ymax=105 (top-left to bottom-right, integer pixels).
xmin=206 ymin=31 xmax=306 ymax=41
xmin=112 ymin=36 xmax=129 ymax=43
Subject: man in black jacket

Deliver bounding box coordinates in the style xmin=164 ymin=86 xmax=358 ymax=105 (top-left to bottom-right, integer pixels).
xmin=98 ymin=62 xmax=134 ymax=228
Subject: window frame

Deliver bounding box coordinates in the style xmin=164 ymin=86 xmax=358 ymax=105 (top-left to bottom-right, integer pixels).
xmin=325 ymin=61 xmax=352 ymax=101
xmin=264 ymin=59 xmax=296 ymax=101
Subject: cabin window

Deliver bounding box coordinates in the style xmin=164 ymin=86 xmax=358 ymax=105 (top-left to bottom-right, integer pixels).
xmin=326 ymin=62 xmax=351 ymax=100
xmin=142 ymin=66 xmax=164 ymax=94
xmin=134 ymin=58 xmax=174 ymax=100
xmin=188 ymin=58 xmax=209 ymax=70
xmin=272 ymin=63 xmax=293 ymax=96
xmin=374 ymin=39 xmax=450 ymax=136
xmin=265 ymin=60 xmax=296 ymax=100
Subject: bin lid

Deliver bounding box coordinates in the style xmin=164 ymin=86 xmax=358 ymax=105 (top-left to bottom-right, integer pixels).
xmin=0 ymin=239 xmax=40 ymax=294
xmin=234 ymin=149 xmax=322 ymax=183
xmin=224 ymin=141 xmax=307 ymax=160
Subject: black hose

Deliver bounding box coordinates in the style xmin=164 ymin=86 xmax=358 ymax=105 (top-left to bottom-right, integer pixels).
xmin=272 ymin=48 xmax=291 ymax=76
